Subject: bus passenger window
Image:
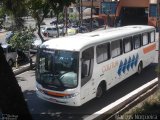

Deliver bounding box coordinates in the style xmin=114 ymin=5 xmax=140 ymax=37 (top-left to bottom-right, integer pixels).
xmin=142 ymin=33 xmax=149 ymax=45
xmin=111 ymin=40 xmax=122 ymax=58
xmin=150 ymin=31 xmax=155 ymax=43
xmin=123 ymin=37 xmax=132 ymax=53
xmin=96 ymin=43 xmax=110 ymax=64
xmin=81 ymin=47 xmax=94 ymax=86
xmin=133 ymin=35 xmax=141 ymax=49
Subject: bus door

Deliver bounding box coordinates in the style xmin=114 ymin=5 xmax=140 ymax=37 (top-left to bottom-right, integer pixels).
xmin=80 ymin=47 xmax=94 ymax=104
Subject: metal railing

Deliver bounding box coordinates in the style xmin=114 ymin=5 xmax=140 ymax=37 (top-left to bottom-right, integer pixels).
xmin=83 ymin=78 xmax=158 ymax=120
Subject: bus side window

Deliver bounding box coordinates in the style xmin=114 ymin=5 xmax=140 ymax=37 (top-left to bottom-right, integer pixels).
xmin=123 ymin=37 xmax=132 ymax=53
xmin=150 ymin=31 xmax=155 ymax=43
xmin=111 ymin=40 xmax=122 ymax=58
xmin=96 ymin=43 xmax=110 ymax=64
xmin=81 ymin=47 xmax=94 ymax=86
xmin=133 ymin=35 xmax=141 ymax=49
xmin=142 ymin=33 xmax=149 ymax=46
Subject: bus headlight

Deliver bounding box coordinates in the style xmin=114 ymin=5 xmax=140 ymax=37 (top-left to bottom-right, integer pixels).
xmin=63 ymin=92 xmax=79 ymax=99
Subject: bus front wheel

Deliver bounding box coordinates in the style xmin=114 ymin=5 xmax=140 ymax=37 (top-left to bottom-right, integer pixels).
xmin=96 ymin=83 xmax=105 ymax=98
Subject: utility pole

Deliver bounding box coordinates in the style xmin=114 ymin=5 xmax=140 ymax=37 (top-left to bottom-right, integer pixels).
xmin=90 ymin=0 xmax=93 ymax=32
xmin=65 ymin=6 xmax=68 ymax=35
xmin=78 ymin=0 xmax=81 ymax=27
xmin=158 ymin=0 xmax=160 ymax=89
xmin=81 ymin=0 xmax=83 ymax=26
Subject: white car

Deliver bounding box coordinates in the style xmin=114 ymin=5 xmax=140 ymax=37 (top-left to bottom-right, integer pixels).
xmin=2 ymin=43 xmax=17 ymax=66
xmin=41 ymin=26 xmax=64 ymax=37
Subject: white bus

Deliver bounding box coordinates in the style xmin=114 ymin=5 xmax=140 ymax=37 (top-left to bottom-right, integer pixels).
xmin=36 ymin=25 xmax=156 ymax=106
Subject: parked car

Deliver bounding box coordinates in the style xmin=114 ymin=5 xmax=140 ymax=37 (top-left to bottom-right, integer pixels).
xmin=77 ymin=26 xmax=89 ymax=33
xmin=41 ymin=26 xmax=64 ymax=37
xmin=71 ymin=25 xmax=89 ymax=33
xmin=2 ymin=43 xmax=17 ymax=66
xmin=1 ymin=43 xmax=29 ymax=66
xmin=50 ymin=18 xmax=63 ymax=25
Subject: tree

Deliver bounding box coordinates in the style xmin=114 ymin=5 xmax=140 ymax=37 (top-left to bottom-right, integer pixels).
xmin=8 ymin=28 xmax=35 ymax=51
xmin=48 ymin=0 xmax=65 ymax=37
xmin=0 ymin=7 xmax=5 ymax=27
xmin=0 ymin=45 xmax=32 ymax=120
xmin=48 ymin=0 xmax=76 ymax=37
xmin=26 ymin=0 xmax=50 ymax=42
xmin=8 ymin=28 xmax=35 ymax=67
xmin=2 ymin=0 xmax=27 ymax=30
xmin=69 ymin=13 xmax=78 ymax=23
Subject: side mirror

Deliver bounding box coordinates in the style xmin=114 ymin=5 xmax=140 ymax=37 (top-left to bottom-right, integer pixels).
xmin=82 ymin=63 xmax=88 ymax=78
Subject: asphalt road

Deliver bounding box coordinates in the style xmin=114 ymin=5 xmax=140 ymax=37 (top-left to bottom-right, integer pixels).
xmin=16 ymin=51 xmax=158 ymax=120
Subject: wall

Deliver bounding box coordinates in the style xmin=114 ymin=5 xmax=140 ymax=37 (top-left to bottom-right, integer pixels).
xmin=116 ymin=0 xmax=149 ymax=16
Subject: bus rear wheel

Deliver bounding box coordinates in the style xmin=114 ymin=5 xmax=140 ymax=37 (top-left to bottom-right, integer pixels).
xmin=137 ymin=62 xmax=143 ymax=74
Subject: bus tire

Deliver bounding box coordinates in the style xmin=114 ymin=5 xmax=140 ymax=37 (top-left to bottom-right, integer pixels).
xmin=96 ymin=82 xmax=106 ymax=98
xmin=137 ymin=62 xmax=143 ymax=74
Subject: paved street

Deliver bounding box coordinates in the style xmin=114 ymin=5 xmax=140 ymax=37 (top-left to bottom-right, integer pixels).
xmin=16 ymin=51 xmax=158 ymax=120
xmin=1 ymin=18 xmax=159 ymax=119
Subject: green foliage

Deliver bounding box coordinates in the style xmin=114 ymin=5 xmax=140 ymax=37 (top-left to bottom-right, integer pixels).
xmin=26 ymin=0 xmax=50 ymax=24
xmin=1 ymin=0 xmax=76 ymax=41
xmin=48 ymin=0 xmax=76 ymax=15
xmin=8 ymin=28 xmax=35 ymax=51
xmin=2 ymin=0 xmax=27 ymax=29
xmin=0 ymin=7 xmax=5 ymax=18
xmin=2 ymin=0 xmax=26 ymax=17
xmin=58 ymin=12 xmax=63 ymax=21
xmin=123 ymin=90 xmax=160 ymax=120
xmin=69 ymin=13 xmax=77 ymax=22
xmin=26 ymin=0 xmax=50 ymax=42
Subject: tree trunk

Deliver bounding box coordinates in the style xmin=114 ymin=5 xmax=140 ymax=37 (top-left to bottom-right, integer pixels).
xmin=56 ymin=13 xmax=60 ymax=38
xmin=37 ymin=23 xmax=45 ymax=43
xmin=63 ymin=8 xmax=65 ymax=36
xmin=0 ymin=46 xmax=32 ymax=120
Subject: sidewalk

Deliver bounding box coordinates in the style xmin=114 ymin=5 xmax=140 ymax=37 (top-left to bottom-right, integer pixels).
xmin=13 ymin=55 xmax=36 ymax=75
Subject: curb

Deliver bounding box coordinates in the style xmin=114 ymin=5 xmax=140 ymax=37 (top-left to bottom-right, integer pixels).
xmin=13 ymin=63 xmax=35 ymax=75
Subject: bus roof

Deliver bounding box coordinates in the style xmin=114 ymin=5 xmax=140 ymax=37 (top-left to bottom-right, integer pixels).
xmin=40 ymin=25 xmax=155 ymax=51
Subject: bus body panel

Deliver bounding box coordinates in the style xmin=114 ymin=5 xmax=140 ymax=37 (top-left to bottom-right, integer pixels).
xmin=141 ymin=42 xmax=156 ymax=67
xmin=36 ymin=82 xmax=82 ymax=106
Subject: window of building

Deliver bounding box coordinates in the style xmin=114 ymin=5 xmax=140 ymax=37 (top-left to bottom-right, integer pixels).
xmin=96 ymin=43 xmax=110 ymax=64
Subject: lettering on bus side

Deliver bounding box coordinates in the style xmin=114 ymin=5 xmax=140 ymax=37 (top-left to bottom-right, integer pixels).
xmin=102 ymin=61 xmax=119 ymax=73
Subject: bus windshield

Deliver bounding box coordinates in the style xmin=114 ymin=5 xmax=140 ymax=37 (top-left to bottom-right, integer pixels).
xmin=36 ymin=49 xmax=79 ymax=90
